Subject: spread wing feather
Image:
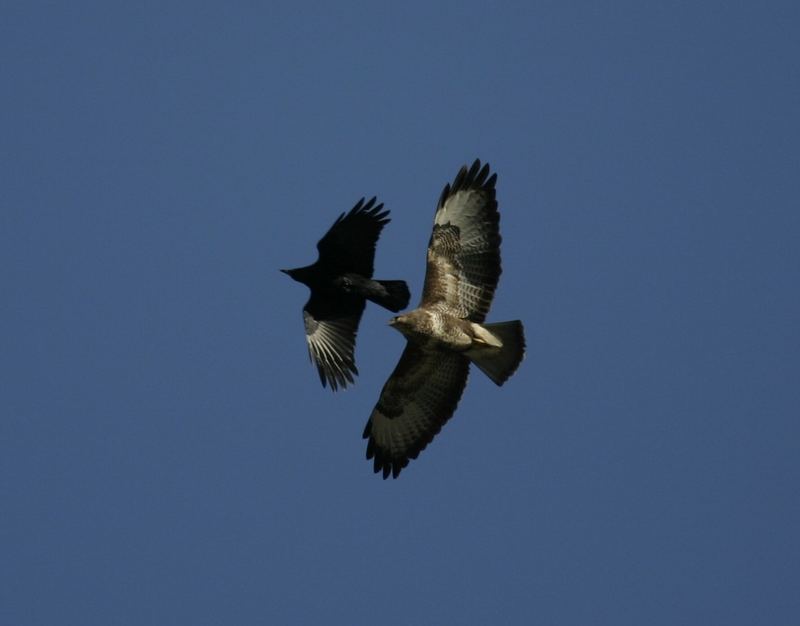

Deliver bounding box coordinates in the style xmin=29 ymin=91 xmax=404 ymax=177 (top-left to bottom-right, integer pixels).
xmin=303 ymin=293 xmax=365 ymax=390
xmin=362 ymin=346 xmax=470 ymax=478
xmin=316 ymin=197 xmax=390 ymax=277
xmin=421 ymin=160 xmax=501 ymax=323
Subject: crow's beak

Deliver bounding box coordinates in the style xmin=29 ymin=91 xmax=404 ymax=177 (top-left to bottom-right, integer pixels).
xmin=279 ymin=269 xmax=289 ymax=275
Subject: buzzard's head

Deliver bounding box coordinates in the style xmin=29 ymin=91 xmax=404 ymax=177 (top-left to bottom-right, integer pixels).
xmin=388 ymin=313 xmax=418 ymax=339
xmin=388 ymin=314 xmax=407 ymax=327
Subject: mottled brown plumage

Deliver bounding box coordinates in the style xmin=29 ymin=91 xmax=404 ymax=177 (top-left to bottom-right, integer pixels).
xmin=363 ymin=160 xmax=526 ymax=478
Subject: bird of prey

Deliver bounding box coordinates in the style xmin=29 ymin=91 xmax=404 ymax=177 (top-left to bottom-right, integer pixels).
xmin=362 ymin=160 xmax=525 ymax=478
xmin=282 ymin=197 xmax=410 ymax=390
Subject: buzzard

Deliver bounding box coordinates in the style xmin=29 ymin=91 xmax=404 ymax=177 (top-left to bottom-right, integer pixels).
xmin=363 ymin=160 xmax=525 ymax=478
xmin=282 ymin=197 xmax=410 ymax=390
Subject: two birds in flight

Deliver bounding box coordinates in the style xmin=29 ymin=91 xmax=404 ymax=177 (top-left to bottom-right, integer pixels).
xmin=282 ymin=160 xmax=525 ymax=478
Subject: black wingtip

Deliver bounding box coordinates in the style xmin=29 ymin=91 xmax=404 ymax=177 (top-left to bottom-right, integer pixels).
xmin=315 ymin=361 xmax=357 ymax=392
xmin=342 ymin=196 xmax=390 ymax=227
xmin=458 ymin=159 xmax=494 ymax=190
xmin=438 ymin=159 xmax=496 ymax=208
xmin=364 ymin=424 xmax=406 ymax=479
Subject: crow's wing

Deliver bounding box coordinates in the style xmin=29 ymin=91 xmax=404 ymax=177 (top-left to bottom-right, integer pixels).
xmin=303 ymin=292 xmax=366 ymax=391
xmin=316 ymin=197 xmax=390 ymax=277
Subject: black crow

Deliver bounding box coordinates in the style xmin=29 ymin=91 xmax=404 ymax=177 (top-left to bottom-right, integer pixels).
xmin=281 ymin=197 xmax=410 ymax=390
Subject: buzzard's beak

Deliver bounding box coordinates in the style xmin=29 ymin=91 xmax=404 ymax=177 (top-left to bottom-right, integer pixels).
xmin=388 ymin=318 xmax=396 ymax=326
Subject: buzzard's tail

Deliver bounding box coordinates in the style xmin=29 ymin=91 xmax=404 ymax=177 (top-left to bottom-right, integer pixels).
xmin=467 ymin=320 xmax=525 ymax=386
xmin=367 ymin=280 xmax=411 ymax=313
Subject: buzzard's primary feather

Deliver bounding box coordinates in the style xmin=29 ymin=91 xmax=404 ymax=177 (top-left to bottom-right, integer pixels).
xmin=363 ymin=160 xmax=525 ymax=478
xmin=282 ymin=197 xmax=410 ymax=390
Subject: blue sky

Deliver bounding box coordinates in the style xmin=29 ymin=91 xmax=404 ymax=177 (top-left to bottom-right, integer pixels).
xmin=2 ymin=2 xmax=799 ymax=624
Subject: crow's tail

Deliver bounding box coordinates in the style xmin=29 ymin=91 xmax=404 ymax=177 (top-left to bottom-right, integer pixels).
xmin=367 ymin=280 xmax=410 ymax=312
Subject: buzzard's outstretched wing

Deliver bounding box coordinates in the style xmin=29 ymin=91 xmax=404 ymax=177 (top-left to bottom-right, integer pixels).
xmin=421 ymin=160 xmax=501 ymax=323
xmin=363 ymin=346 xmax=470 ymax=478
xmin=316 ymin=197 xmax=390 ymax=277
xmin=303 ymin=292 xmax=365 ymax=390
